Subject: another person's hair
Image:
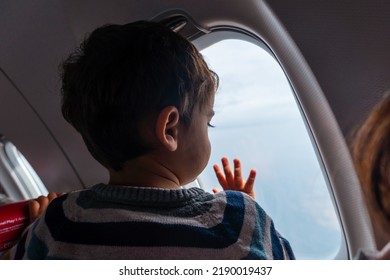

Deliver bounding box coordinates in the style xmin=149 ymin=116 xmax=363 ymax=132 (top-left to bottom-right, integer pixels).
xmin=351 ymin=93 xmax=390 ymax=234
xmin=60 ymin=21 xmax=218 ymax=170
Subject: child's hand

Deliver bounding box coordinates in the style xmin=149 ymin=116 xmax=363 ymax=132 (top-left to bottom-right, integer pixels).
xmin=213 ymin=157 xmax=256 ymax=199
xmin=29 ymin=192 xmax=65 ymax=223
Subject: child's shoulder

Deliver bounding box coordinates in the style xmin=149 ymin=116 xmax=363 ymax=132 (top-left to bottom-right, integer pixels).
xmin=213 ymin=189 xmax=257 ymax=205
xmin=43 ymin=188 xmax=89 ymax=220
xmin=212 ymin=190 xmax=265 ymax=216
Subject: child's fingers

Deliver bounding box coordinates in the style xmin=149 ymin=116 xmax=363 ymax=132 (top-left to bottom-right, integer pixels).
xmin=47 ymin=192 xmax=57 ymax=203
xmin=28 ymin=193 xmax=64 ymax=224
xmin=244 ymin=169 xmax=257 ymax=199
xmin=28 ymin=200 xmax=40 ymax=223
xmin=245 ymin=169 xmax=256 ymax=187
xmin=233 ymin=159 xmax=243 ymax=187
xmin=35 ymin=195 xmax=49 ymax=216
xmin=212 ymin=188 xmax=220 ymax=194
xmin=221 ymin=157 xmax=234 ymax=188
xmin=213 ymin=164 xmax=227 ymax=188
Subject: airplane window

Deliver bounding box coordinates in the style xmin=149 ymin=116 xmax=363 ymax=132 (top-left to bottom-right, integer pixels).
xmin=0 ymin=139 xmax=48 ymax=201
xmin=198 ymin=39 xmax=342 ymax=259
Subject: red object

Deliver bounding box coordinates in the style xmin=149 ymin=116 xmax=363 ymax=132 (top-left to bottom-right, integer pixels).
xmin=0 ymin=200 xmax=30 ymax=252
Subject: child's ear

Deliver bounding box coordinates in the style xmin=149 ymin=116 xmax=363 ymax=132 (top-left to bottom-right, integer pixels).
xmin=155 ymin=106 xmax=180 ymax=151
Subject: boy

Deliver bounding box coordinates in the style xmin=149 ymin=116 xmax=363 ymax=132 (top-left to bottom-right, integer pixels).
xmin=11 ymin=21 xmax=294 ymax=259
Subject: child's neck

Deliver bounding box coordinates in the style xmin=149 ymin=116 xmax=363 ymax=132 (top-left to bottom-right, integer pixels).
xmin=108 ymin=156 xmax=182 ymax=189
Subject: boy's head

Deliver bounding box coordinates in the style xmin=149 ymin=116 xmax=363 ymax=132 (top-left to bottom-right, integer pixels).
xmin=60 ymin=21 xmax=218 ymax=171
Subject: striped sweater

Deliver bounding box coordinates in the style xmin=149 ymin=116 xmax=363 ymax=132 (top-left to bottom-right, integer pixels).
xmin=12 ymin=184 xmax=294 ymax=259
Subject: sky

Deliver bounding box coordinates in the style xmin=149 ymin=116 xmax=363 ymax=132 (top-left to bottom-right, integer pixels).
xmin=195 ymin=39 xmax=341 ymax=260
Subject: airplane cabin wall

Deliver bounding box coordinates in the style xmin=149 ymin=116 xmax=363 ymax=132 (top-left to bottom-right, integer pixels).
xmin=267 ymin=0 xmax=390 ymax=139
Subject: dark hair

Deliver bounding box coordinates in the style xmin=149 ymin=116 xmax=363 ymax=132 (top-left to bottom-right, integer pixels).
xmin=351 ymin=93 xmax=390 ymax=234
xmin=60 ymin=21 xmax=218 ymax=170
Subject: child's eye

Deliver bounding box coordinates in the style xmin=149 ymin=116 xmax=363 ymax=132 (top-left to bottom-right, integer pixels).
xmin=208 ymin=122 xmax=215 ymax=128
